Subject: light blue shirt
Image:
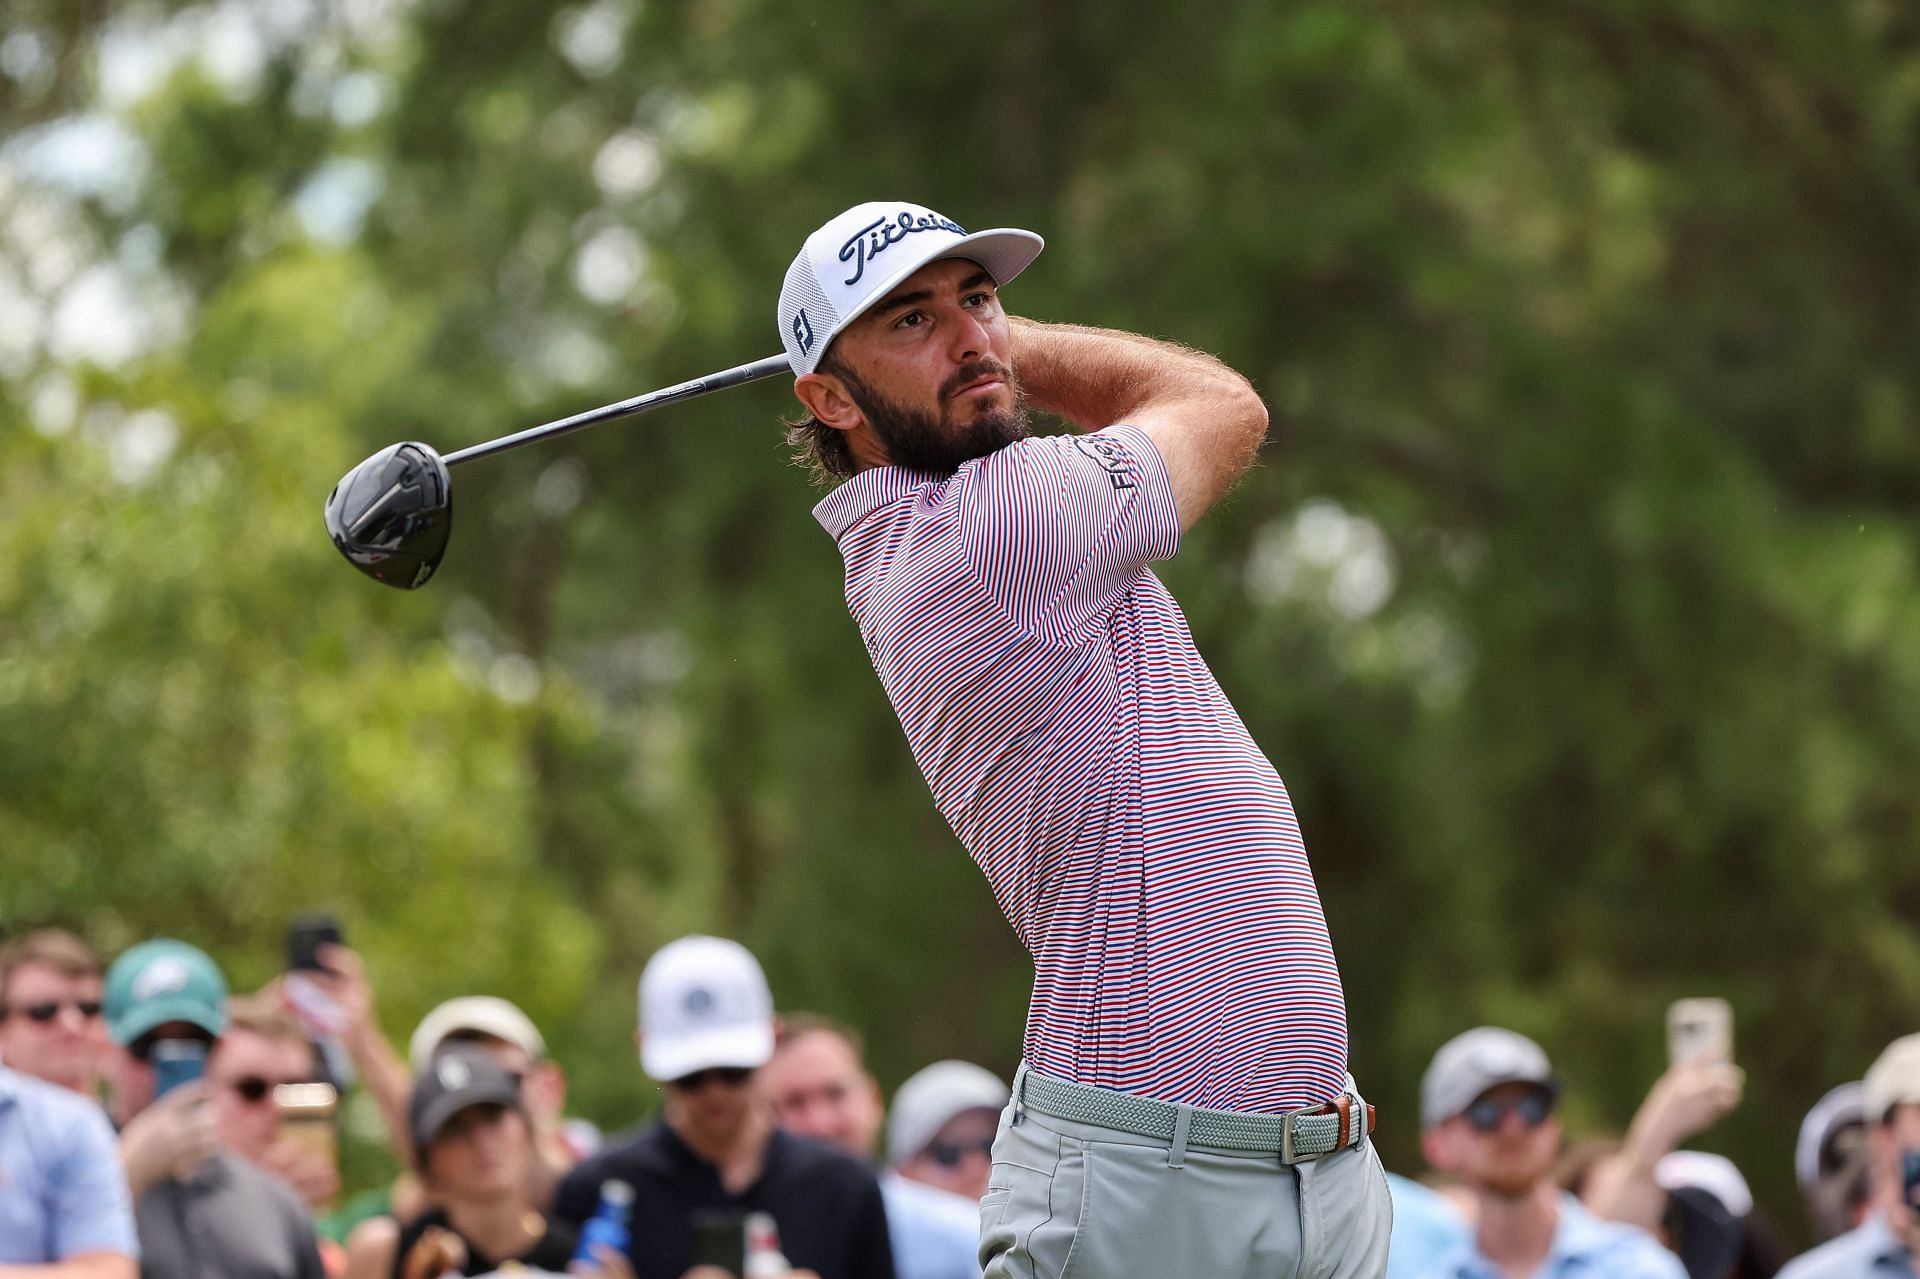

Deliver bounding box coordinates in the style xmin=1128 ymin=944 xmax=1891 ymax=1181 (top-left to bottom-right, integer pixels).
xmin=881 ymin=1170 xmax=983 ymax=1279
xmin=1387 ymin=1172 xmax=1470 ymax=1279
xmin=1778 ymin=1214 xmax=1917 ymax=1279
xmin=0 ymin=1064 xmax=140 ymax=1263
xmin=1420 ymin=1194 xmax=1686 ymax=1279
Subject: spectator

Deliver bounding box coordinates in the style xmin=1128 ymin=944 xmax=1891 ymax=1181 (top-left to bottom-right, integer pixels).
xmin=1416 ymin=1027 xmax=1686 ymax=1279
xmin=761 ymin=1019 xmax=988 ymax=1279
xmin=103 ymin=939 xmax=327 ymax=1279
xmin=1654 ymin=1151 xmax=1785 ymax=1279
xmin=1777 ymin=1034 xmax=1920 ymax=1279
xmin=341 ymin=1048 xmax=622 ymax=1279
xmin=0 ymin=1060 xmax=139 ymax=1277
xmin=886 ymin=1061 xmax=1006 ymax=1205
xmin=0 ymin=928 xmax=108 ymax=1099
xmin=554 ymin=935 xmax=895 ymax=1279
xmin=409 ymin=994 xmax=595 ymax=1200
xmin=211 ymin=994 xmax=341 ymax=1213
xmin=1384 ymin=1172 xmax=1470 ymax=1279
xmin=1793 ymin=1082 xmax=1871 ymax=1242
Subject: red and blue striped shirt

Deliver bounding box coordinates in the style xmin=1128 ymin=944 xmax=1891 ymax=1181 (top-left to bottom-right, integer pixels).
xmin=814 ymin=425 xmax=1348 ymax=1113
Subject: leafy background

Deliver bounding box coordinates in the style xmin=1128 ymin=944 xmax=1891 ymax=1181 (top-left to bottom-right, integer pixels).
xmin=3 ymin=0 xmax=1917 ymax=1243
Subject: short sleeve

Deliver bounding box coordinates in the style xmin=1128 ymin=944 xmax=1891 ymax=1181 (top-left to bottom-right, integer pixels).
xmin=957 ymin=425 xmax=1181 ymax=637
xmin=49 ymin=1100 xmax=139 ymax=1260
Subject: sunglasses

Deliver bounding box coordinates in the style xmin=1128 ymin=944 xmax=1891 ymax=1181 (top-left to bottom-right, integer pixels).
xmin=228 ymin=1076 xmax=312 ymax=1105
xmin=925 ymin=1137 xmax=995 ymax=1167
xmin=5 ymin=999 xmax=104 ymax=1024
xmin=1463 ymin=1090 xmax=1555 ymax=1133
xmin=670 ymin=1066 xmax=752 ymax=1091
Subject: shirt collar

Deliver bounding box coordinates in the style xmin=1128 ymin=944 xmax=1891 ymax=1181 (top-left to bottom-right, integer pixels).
xmin=811 ymin=465 xmax=944 ymax=540
xmin=1546 ymin=1194 xmax=1617 ymax=1263
xmin=0 ymin=1064 xmax=18 ymax=1108
xmin=1860 ymin=1213 xmax=1912 ymax=1267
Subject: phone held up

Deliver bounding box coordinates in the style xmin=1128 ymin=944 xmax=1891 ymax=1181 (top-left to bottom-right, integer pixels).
xmin=150 ymin=1039 xmax=207 ymax=1099
xmin=285 ymin=912 xmax=344 ymax=973
xmin=1666 ymin=997 xmax=1734 ymax=1069
xmin=276 ymin=1082 xmax=340 ymax=1210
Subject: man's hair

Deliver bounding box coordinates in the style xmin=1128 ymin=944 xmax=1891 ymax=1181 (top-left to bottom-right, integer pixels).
xmin=781 ymin=345 xmax=857 ymax=485
xmin=225 ymin=993 xmax=312 ymax=1050
xmin=0 ymin=928 xmax=103 ymax=1009
xmin=774 ymin=1010 xmax=866 ymax=1060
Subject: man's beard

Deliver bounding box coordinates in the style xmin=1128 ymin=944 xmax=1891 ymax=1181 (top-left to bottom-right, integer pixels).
xmin=842 ymin=358 xmax=1032 ymax=475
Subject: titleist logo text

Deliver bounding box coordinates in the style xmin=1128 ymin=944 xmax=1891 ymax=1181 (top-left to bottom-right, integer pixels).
xmin=839 ymin=210 xmax=966 ymax=286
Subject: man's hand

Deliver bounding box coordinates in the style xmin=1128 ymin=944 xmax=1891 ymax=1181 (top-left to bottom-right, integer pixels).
xmin=254 ymin=1138 xmax=341 ymax=1209
xmin=1008 ymin=317 xmax=1269 ymax=531
xmin=119 ymin=1084 xmax=216 ymax=1195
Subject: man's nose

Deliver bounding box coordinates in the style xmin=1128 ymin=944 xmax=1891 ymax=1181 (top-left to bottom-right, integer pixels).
xmin=945 ymin=305 xmax=990 ymax=363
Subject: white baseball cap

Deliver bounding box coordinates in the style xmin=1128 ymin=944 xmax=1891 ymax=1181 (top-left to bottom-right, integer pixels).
xmin=886 ymin=1059 xmax=1010 ymax=1166
xmin=1864 ymin=1032 xmax=1920 ymax=1123
xmin=638 ymin=936 xmax=774 ymax=1083
xmin=1420 ymin=1027 xmax=1558 ymax=1128
xmin=408 ymin=995 xmax=547 ymax=1071
xmin=1794 ymin=1081 xmax=1866 ymax=1192
xmin=777 ymin=201 xmax=1044 ymax=376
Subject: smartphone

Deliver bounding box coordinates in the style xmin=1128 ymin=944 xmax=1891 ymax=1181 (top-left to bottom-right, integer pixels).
xmin=275 ymin=1082 xmax=339 ymax=1209
xmin=286 ymin=912 xmax=343 ymax=972
xmin=690 ymin=1208 xmax=747 ymax=1277
xmin=1903 ymin=1149 xmax=1920 ymax=1212
xmin=151 ymin=1039 xmax=207 ymax=1098
xmin=1667 ymin=997 xmax=1734 ymax=1068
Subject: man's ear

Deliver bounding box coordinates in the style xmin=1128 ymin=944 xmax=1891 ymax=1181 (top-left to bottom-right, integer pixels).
xmin=794 ymin=372 xmax=864 ymax=432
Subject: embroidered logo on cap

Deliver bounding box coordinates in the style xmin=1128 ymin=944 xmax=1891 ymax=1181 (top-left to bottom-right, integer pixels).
xmin=837 ymin=210 xmax=967 ymax=286
xmin=683 ymin=988 xmax=714 ymax=1016
xmin=436 ymin=1055 xmax=472 ymax=1090
xmin=792 ymin=309 xmax=814 ymax=354
xmin=131 ymin=957 xmax=193 ymax=1001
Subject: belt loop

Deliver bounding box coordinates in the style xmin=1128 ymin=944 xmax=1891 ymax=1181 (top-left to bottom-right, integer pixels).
xmin=1011 ymin=1061 xmax=1029 ymax=1126
xmin=1167 ymin=1103 xmax=1194 ymax=1169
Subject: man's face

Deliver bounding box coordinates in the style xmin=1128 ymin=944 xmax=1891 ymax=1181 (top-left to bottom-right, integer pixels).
xmin=208 ymin=1028 xmax=313 ymax=1162
xmin=759 ymin=1030 xmax=884 ymax=1159
xmin=664 ymin=1065 xmax=759 ymax=1149
xmin=424 ymin=1104 xmax=532 ymax=1201
xmin=0 ymin=962 xmax=105 ymax=1095
xmin=818 ymin=257 xmax=1030 ymax=475
xmin=898 ymin=1106 xmax=1000 ymax=1202
xmin=1423 ymin=1082 xmax=1561 ymax=1201
xmin=1873 ymin=1103 xmax=1920 ymax=1246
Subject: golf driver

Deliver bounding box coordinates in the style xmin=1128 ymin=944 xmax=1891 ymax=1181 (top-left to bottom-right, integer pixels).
xmin=324 ymin=353 xmax=789 ymax=589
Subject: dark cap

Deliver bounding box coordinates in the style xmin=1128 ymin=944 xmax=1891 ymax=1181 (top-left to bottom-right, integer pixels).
xmin=407 ymin=1046 xmax=522 ymax=1151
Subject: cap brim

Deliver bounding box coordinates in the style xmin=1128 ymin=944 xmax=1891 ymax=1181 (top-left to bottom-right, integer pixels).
xmin=642 ymin=1022 xmax=774 ymax=1083
xmin=415 ymin=1085 xmax=523 ymax=1149
xmin=820 ymin=227 xmax=1044 ymax=364
xmin=110 ymin=998 xmax=227 ymax=1047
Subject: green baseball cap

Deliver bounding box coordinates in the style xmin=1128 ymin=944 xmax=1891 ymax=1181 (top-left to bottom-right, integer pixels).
xmin=104 ymin=939 xmax=229 ymax=1046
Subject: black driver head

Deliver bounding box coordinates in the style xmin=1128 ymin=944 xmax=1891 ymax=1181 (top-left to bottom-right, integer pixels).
xmin=324 ymin=442 xmax=453 ymax=590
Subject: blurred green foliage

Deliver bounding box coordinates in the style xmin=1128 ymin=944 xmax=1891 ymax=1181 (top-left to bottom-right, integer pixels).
xmin=2 ymin=0 xmax=1917 ymax=1243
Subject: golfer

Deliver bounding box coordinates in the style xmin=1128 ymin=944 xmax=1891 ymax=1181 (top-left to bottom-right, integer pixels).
xmin=778 ymin=203 xmax=1390 ymax=1278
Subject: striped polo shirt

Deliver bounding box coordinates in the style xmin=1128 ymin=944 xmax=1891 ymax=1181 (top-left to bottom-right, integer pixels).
xmin=814 ymin=424 xmax=1348 ymax=1114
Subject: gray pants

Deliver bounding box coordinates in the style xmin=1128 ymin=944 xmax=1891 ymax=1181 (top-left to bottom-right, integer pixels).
xmin=979 ymin=1070 xmax=1393 ymax=1279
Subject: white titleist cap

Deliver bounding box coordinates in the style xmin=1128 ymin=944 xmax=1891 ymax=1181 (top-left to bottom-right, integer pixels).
xmin=777 ymin=201 xmax=1044 ymax=376
xmin=637 ymin=935 xmax=774 ymax=1082
xmin=886 ymin=1059 xmax=1010 ymax=1166
xmin=408 ymin=995 xmax=547 ymax=1072
xmin=1420 ymin=1026 xmax=1558 ymax=1128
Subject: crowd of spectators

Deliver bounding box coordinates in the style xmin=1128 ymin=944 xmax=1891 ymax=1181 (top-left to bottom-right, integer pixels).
xmin=1 ymin=920 xmax=1913 ymax=1279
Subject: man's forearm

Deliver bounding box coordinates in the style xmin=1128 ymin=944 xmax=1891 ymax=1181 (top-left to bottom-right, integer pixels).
xmin=0 ymin=1255 xmax=137 ymax=1279
xmin=1008 ymin=317 xmax=1270 ymax=530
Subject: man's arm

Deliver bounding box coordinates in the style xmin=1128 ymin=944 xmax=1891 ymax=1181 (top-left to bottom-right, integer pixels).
xmin=1009 ymin=317 xmax=1270 ymax=531
xmin=0 ymin=1257 xmax=137 ymax=1279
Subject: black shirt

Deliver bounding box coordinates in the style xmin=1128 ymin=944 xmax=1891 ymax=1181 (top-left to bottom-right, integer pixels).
xmin=390 ymin=1206 xmax=579 ymax=1278
xmin=553 ymin=1122 xmax=894 ymax=1279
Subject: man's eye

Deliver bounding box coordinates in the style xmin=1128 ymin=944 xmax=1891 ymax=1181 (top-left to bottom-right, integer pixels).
xmin=895 ymin=311 xmax=924 ymax=329
xmin=966 ymin=292 xmax=993 ymax=307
